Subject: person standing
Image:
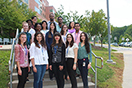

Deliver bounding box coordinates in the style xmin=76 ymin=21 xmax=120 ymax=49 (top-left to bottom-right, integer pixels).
xmin=65 ymin=34 xmax=78 ymax=88
xmin=31 ymin=16 xmax=37 ymax=29
xmin=56 ymin=16 xmax=63 ymax=33
xmin=72 ymin=22 xmax=82 ymax=45
xmin=77 ymin=32 xmax=92 ymax=88
xmin=29 ymin=32 xmax=48 ymax=88
xmin=68 ymin=21 xmax=76 ymax=34
xmin=47 ymin=13 xmax=59 ymax=31
xmin=49 ymin=32 xmax=65 ymax=88
xmin=60 ymin=24 xmax=68 ymax=43
xmin=26 ymin=19 xmax=36 ymax=35
xmin=15 ymin=33 xmax=30 ymax=88
xmin=40 ymin=20 xmax=49 ymax=35
xmin=45 ymin=22 xmax=57 ymax=80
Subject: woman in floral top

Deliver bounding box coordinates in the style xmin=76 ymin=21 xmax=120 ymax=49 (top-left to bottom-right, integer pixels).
xmin=15 ymin=32 xmax=30 ymax=88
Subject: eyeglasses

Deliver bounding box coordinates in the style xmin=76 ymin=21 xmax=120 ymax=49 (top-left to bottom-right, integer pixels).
xmin=63 ymin=27 xmax=67 ymax=28
xmin=67 ymin=37 xmax=72 ymax=38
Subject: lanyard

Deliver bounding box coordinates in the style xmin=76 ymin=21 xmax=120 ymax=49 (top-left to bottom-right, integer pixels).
xmin=75 ymin=32 xmax=79 ymax=41
xmin=21 ymin=44 xmax=27 ymax=56
xmin=38 ymin=44 xmax=44 ymax=54
xmin=66 ymin=46 xmax=70 ymax=55
xmin=54 ymin=45 xmax=58 ymax=54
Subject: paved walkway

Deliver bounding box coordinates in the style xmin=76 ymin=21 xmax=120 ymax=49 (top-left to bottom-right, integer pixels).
xmin=0 ymin=45 xmax=12 ymax=50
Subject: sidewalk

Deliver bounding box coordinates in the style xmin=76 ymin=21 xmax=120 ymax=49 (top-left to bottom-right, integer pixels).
xmin=0 ymin=45 xmax=12 ymax=50
xmin=116 ymin=50 xmax=132 ymax=88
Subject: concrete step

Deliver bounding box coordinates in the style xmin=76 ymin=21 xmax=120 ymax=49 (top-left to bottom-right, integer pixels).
xmin=9 ymin=76 xmax=92 ymax=88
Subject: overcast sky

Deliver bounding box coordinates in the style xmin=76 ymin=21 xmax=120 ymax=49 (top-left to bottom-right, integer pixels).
xmin=48 ymin=0 xmax=132 ymax=27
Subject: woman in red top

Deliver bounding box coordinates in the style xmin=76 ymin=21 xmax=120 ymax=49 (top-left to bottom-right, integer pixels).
xmin=15 ymin=33 xmax=30 ymax=88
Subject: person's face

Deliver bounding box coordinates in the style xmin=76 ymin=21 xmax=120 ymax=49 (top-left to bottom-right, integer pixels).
xmin=58 ymin=17 xmax=63 ymax=24
xmin=32 ymin=17 xmax=37 ymax=23
xmin=36 ymin=24 xmax=41 ymax=32
xmin=63 ymin=25 xmax=67 ymax=32
xmin=81 ymin=33 xmax=86 ymax=41
xmin=50 ymin=23 xmax=55 ymax=30
xmin=36 ymin=34 xmax=42 ymax=42
xmin=55 ymin=35 xmax=60 ymax=41
xmin=49 ymin=14 xmax=54 ymax=21
xmin=42 ymin=22 xmax=47 ymax=29
xmin=70 ymin=22 xmax=74 ymax=28
xmin=75 ymin=24 xmax=80 ymax=31
xmin=28 ymin=21 xmax=32 ymax=27
xmin=67 ymin=35 xmax=72 ymax=43
xmin=19 ymin=34 xmax=27 ymax=43
xmin=23 ymin=24 xmax=28 ymax=32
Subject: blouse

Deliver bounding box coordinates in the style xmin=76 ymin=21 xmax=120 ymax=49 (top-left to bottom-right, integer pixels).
xmin=68 ymin=28 xmax=76 ymax=34
xmin=78 ymin=42 xmax=92 ymax=62
xmin=40 ymin=30 xmax=49 ymax=35
xmin=66 ymin=43 xmax=78 ymax=58
xmin=29 ymin=43 xmax=48 ymax=66
xmin=15 ymin=44 xmax=29 ymax=67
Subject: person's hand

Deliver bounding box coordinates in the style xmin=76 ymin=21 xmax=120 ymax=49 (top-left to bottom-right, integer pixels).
xmin=88 ymin=64 xmax=91 ymax=69
xmin=73 ymin=64 xmax=76 ymax=70
xmin=59 ymin=65 xmax=63 ymax=70
xmin=46 ymin=64 xmax=49 ymax=70
xmin=28 ymin=67 xmax=30 ymax=72
xmin=18 ymin=69 xmax=22 ymax=75
xmin=49 ymin=65 xmax=52 ymax=70
xmin=33 ymin=66 xmax=37 ymax=73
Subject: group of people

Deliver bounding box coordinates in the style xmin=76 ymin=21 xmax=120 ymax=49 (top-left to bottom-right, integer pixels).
xmin=15 ymin=13 xmax=92 ymax=88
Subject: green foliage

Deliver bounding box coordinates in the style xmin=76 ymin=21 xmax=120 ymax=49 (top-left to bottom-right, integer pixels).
xmin=0 ymin=50 xmax=11 ymax=88
xmin=0 ymin=0 xmax=37 ymax=38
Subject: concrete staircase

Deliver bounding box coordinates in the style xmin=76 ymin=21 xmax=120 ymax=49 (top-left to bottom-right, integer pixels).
xmin=9 ymin=70 xmax=95 ymax=88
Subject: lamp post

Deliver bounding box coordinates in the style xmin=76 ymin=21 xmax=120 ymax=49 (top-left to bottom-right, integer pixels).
xmin=106 ymin=0 xmax=113 ymax=63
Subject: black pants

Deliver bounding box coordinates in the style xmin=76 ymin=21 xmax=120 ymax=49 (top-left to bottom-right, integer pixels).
xmin=17 ymin=67 xmax=28 ymax=88
xmin=52 ymin=63 xmax=64 ymax=88
xmin=78 ymin=58 xmax=89 ymax=88
xmin=66 ymin=58 xmax=77 ymax=88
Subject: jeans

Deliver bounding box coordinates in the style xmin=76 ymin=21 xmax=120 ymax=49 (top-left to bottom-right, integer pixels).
xmin=32 ymin=65 xmax=46 ymax=88
xmin=78 ymin=58 xmax=89 ymax=88
xmin=17 ymin=67 xmax=28 ymax=88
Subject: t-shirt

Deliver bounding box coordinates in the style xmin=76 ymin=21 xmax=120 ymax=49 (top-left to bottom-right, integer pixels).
xmin=66 ymin=43 xmax=78 ymax=58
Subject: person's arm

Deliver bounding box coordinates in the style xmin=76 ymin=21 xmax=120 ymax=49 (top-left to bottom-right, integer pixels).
xmin=49 ymin=45 xmax=53 ymax=70
xmin=45 ymin=32 xmax=50 ymax=50
xmin=73 ymin=47 xmax=78 ymax=70
xmin=88 ymin=43 xmax=92 ymax=69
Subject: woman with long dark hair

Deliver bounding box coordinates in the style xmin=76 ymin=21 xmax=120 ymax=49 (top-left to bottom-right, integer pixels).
xmin=68 ymin=21 xmax=75 ymax=33
xmin=15 ymin=33 xmax=30 ymax=88
xmin=40 ymin=20 xmax=49 ymax=34
xmin=65 ymin=34 xmax=78 ymax=88
xmin=60 ymin=24 xmax=68 ymax=43
xmin=29 ymin=32 xmax=48 ymax=88
xmin=45 ymin=22 xmax=57 ymax=80
xmin=77 ymin=32 xmax=92 ymax=88
xmin=49 ymin=32 xmax=65 ymax=88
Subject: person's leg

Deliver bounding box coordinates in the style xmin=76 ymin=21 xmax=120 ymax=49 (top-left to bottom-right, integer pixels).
xmin=32 ymin=65 xmax=41 ymax=88
xmin=39 ymin=65 xmax=47 ymax=88
xmin=66 ymin=58 xmax=77 ymax=88
xmin=58 ymin=66 xmax=64 ymax=88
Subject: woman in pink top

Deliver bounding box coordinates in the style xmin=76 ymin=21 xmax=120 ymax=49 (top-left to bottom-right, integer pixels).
xmin=15 ymin=32 xmax=30 ymax=88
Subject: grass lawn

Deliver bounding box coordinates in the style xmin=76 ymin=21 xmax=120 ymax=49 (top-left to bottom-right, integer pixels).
xmin=89 ymin=46 xmax=124 ymax=88
xmin=0 ymin=50 xmax=10 ymax=88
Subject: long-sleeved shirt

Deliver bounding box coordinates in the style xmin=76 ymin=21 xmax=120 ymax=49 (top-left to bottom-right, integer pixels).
xmin=15 ymin=44 xmax=29 ymax=67
xmin=72 ymin=30 xmax=82 ymax=45
xmin=77 ymin=42 xmax=92 ymax=62
xmin=45 ymin=31 xmax=54 ymax=50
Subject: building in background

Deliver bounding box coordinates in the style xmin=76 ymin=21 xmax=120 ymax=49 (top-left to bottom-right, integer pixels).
xmin=16 ymin=0 xmax=56 ymax=21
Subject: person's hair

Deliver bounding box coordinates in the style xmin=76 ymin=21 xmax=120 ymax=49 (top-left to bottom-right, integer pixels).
xmin=34 ymin=23 xmax=42 ymax=32
xmin=22 ymin=21 xmax=28 ymax=26
xmin=41 ymin=20 xmax=48 ymax=29
xmin=66 ymin=34 xmax=74 ymax=48
xmin=31 ymin=16 xmax=37 ymax=20
xmin=80 ymin=32 xmax=90 ymax=53
xmin=34 ymin=32 xmax=46 ymax=49
xmin=49 ymin=13 xmax=54 ymax=17
xmin=48 ymin=22 xmax=57 ymax=38
xmin=75 ymin=22 xmax=80 ymax=26
xmin=26 ymin=19 xmax=33 ymax=25
xmin=68 ymin=21 xmax=75 ymax=29
xmin=57 ymin=16 xmax=63 ymax=20
xmin=60 ymin=24 xmax=67 ymax=35
xmin=51 ymin=32 xmax=63 ymax=47
xmin=18 ymin=32 xmax=27 ymax=46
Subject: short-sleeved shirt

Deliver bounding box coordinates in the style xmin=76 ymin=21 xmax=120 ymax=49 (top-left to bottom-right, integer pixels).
xmin=66 ymin=43 xmax=78 ymax=58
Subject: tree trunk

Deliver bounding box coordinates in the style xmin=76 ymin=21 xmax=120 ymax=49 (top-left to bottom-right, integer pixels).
xmin=101 ymin=40 xmax=103 ymax=47
xmin=94 ymin=38 xmax=95 ymax=46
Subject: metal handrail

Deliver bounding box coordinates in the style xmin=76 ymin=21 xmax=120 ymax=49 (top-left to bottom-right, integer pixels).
xmin=9 ymin=29 xmax=19 ymax=88
xmin=91 ymin=51 xmax=103 ymax=88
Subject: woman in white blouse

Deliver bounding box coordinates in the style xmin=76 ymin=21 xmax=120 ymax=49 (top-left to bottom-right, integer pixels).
xmin=60 ymin=24 xmax=68 ymax=44
xmin=65 ymin=34 xmax=78 ymax=88
xmin=29 ymin=32 xmax=48 ymax=88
